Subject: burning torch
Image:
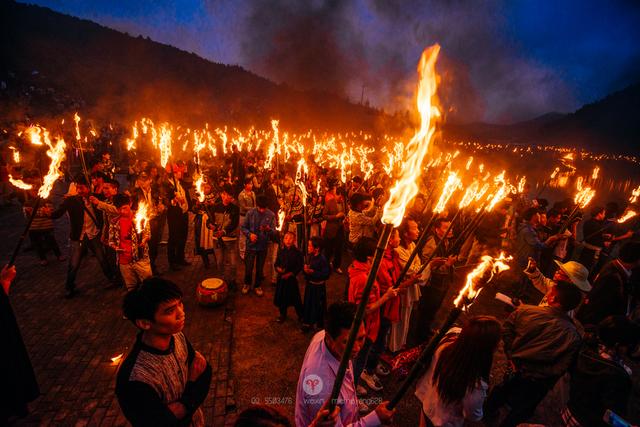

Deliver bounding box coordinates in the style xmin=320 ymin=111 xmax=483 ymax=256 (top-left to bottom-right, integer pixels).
xmin=388 ymin=252 xmax=511 ymax=409
xmin=327 ymin=44 xmax=440 ymax=412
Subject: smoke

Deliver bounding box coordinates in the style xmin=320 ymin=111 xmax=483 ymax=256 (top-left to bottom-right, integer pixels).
xmin=238 ymin=0 xmax=574 ymax=123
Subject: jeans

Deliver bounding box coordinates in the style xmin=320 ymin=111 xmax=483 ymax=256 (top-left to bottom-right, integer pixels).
xmin=119 ymin=258 xmax=153 ymax=291
xmin=66 ymin=236 xmax=114 ymax=291
xmin=29 ymin=229 xmax=61 ymax=260
xmin=213 ymin=239 xmax=238 ymax=285
xmin=244 ymin=249 xmax=267 ymax=288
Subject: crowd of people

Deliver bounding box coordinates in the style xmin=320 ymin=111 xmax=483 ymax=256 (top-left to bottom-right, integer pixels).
xmin=2 ymin=143 xmax=640 ymax=427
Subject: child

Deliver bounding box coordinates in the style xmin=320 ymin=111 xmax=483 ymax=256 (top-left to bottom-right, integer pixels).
xmin=116 ymin=278 xmax=212 ymax=426
xmin=109 ymin=194 xmax=152 ymax=292
xmin=301 ymin=237 xmax=331 ymax=331
xmin=274 ymin=231 xmax=304 ymax=323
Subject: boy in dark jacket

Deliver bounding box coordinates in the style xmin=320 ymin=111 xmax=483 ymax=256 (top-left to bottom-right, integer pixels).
xmin=301 ymin=237 xmax=331 ymax=331
xmin=274 ymin=231 xmax=304 ymax=322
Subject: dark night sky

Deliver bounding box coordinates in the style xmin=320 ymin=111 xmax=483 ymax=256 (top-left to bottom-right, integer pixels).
xmin=24 ymin=0 xmax=640 ymax=124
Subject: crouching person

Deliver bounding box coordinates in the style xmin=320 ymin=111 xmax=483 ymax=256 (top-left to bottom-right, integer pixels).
xmin=109 ymin=194 xmax=152 ymax=293
xmin=116 ymin=278 xmax=212 ymax=426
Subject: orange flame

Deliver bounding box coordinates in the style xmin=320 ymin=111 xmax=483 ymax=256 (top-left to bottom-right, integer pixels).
xmin=459 ymin=180 xmax=479 ymax=209
xmin=276 ymin=209 xmax=286 ymax=232
xmin=8 ymin=175 xmax=33 ymax=190
xmin=486 ymin=171 xmax=511 ymax=212
xmin=111 ymin=353 xmax=124 ymax=364
xmin=38 ymin=135 xmax=66 ymax=199
xmin=629 ymin=185 xmax=640 ymax=204
xmin=134 ymin=201 xmax=150 ymax=234
xmin=433 ymin=171 xmax=462 ymax=213
xmin=574 ymin=177 xmax=595 ymax=209
xmin=454 ymin=252 xmax=511 ymax=307
xmin=383 ymin=45 xmax=440 ymax=226
xmin=617 ymin=210 xmax=637 ymax=223
xmin=194 ymin=174 xmax=206 ymax=203
xmin=74 ymin=112 xmax=81 ymax=141
xmin=8 ymin=146 xmax=20 ymax=163
xmin=591 ymin=166 xmax=599 ymax=180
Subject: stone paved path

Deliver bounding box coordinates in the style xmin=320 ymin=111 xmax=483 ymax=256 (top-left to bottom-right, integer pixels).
xmin=1 ymin=183 xmax=237 ymax=426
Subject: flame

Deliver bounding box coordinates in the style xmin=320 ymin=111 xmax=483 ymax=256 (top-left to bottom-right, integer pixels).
xmin=134 ymin=201 xmax=150 ymax=234
xmin=38 ymin=135 xmax=66 ymax=199
xmin=517 ymin=176 xmax=526 ymax=194
xmin=629 ymin=185 xmax=640 ymax=204
xmin=8 ymin=146 xmax=20 ymax=163
xmin=382 ymin=45 xmax=440 ymax=226
xmin=459 ymin=180 xmax=479 ymax=209
xmin=486 ymin=171 xmax=511 ymax=212
xmin=74 ymin=113 xmax=81 ymax=141
xmin=111 ymin=353 xmax=124 ymax=364
xmin=591 ymin=166 xmax=599 ymax=180
xmin=454 ymin=252 xmax=511 ymax=307
xmin=194 ymin=174 xmax=206 ymax=203
xmin=8 ymin=175 xmax=33 ymax=190
xmin=158 ymin=124 xmax=172 ymax=168
xmin=617 ymin=210 xmax=637 ymax=223
xmin=434 ymin=172 xmax=462 ymax=213
xmin=574 ymin=177 xmax=595 ymax=209
xmin=276 ymin=209 xmax=286 ymax=232
xmin=264 ymin=120 xmax=279 ymax=170
xmin=465 ymin=156 xmax=473 ymax=170
xmin=550 ymin=167 xmax=560 ymax=179
xmin=25 ymin=125 xmax=46 ymax=146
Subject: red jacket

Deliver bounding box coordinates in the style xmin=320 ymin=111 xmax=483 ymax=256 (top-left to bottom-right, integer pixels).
xmin=377 ymin=247 xmax=401 ymax=323
xmin=348 ymin=260 xmax=380 ymax=342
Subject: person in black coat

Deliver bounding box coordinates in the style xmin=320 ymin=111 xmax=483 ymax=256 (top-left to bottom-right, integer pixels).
xmin=131 ymin=172 xmax=167 ymax=275
xmin=577 ymin=241 xmax=640 ymax=326
xmin=50 ymin=175 xmax=116 ymax=298
xmin=274 ymin=231 xmax=304 ymax=322
xmin=0 ymin=265 xmax=39 ymax=424
xmin=164 ymin=163 xmax=192 ymax=271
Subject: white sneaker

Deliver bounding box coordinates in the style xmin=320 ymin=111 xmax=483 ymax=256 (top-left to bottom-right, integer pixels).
xmin=360 ymin=370 xmax=383 ymax=391
xmin=356 ymin=384 xmax=368 ymax=396
xmin=375 ymin=363 xmax=390 ymax=377
xmin=241 ymin=285 xmax=249 ymax=295
xmin=254 ymin=287 xmax=264 ymax=297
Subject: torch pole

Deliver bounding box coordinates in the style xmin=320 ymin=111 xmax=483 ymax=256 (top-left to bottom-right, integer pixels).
xmin=9 ymin=197 xmax=42 ymax=266
xmin=534 ymin=180 xmax=548 ymax=199
xmin=448 ymin=206 xmax=487 ymax=256
xmin=388 ymin=304 xmax=463 ymax=408
xmin=392 ymin=212 xmax=437 ymax=289
xmin=559 ymin=205 xmax=580 ymax=234
xmin=328 ymin=223 xmax=394 ymax=411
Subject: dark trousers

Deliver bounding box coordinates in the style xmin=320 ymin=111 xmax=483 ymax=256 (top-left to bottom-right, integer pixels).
xmin=29 ymin=229 xmax=61 ymax=260
xmin=244 ymin=249 xmax=267 ymax=288
xmin=65 ymin=236 xmax=114 ymax=291
xmin=354 ymin=338 xmax=374 ymax=382
xmin=149 ymin=213 xmax=166 ymax=269
xmin=366 ymin=317 xmax=391 ymax=372
xmin=167 ymin=208 xmax=188 ymax=264
xmin=484 ymin=373 xmax=558 ymax=427
xmin=324 ymin=229 xmax=344 ymax=269
xmin=408 ymin=283 xmax=448 ymax=347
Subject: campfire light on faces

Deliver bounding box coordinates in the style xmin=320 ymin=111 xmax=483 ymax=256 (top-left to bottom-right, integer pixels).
xmin=382 ymin=44 xmax=440 ymax=227
xmin=454 ymin=252 xmax=512 ymax=307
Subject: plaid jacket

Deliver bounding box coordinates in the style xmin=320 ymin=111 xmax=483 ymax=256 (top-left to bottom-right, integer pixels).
xmin=108 ymin=215 xmax=150 ymax=263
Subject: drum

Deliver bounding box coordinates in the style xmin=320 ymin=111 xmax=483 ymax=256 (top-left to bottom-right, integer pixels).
xmin=197 ymin=278 xmax=228 ymax=306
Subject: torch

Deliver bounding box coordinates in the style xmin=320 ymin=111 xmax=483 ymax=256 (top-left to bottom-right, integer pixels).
xmin=8 ymin=129 xmax=67 ymax=266
xmin=327 ymin=44 xmax=441 ymax=412
xmin=388 ymin=252 xmax=512 ymax=409
xmin=392 ymin=171 xmax=462 ymax=288
xmin=559 ymin=177 xmax=595 ymax=234
xmin=134 ymin=201 xmax=150 ymax=259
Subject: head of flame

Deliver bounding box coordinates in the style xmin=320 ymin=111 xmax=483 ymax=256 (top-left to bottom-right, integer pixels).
xmin=382 ymin=44 xmax=440 ymax=227
xmin=134 ymin=201 xmax=150 ymax=234
xmin=454 ymin=252 xmax=512 ymax=307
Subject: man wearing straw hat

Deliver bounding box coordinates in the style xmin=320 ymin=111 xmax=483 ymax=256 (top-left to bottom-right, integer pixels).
xmin=524 ymin=258 xmax=592 ymax=312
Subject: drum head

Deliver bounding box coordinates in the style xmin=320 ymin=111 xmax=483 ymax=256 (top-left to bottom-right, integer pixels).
xmin=201 ymin=278 xmax=224 ymax=290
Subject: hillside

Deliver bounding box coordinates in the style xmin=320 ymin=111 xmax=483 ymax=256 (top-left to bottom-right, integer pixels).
xmin=0 ymin=1 xmax=393 ymax=132
xmin=445 ymin=84 xmax=640 ymax=154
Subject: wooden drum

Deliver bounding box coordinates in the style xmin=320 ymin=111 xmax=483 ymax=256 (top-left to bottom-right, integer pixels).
xmin=197 ymin=278 xmax=228 ymax=306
